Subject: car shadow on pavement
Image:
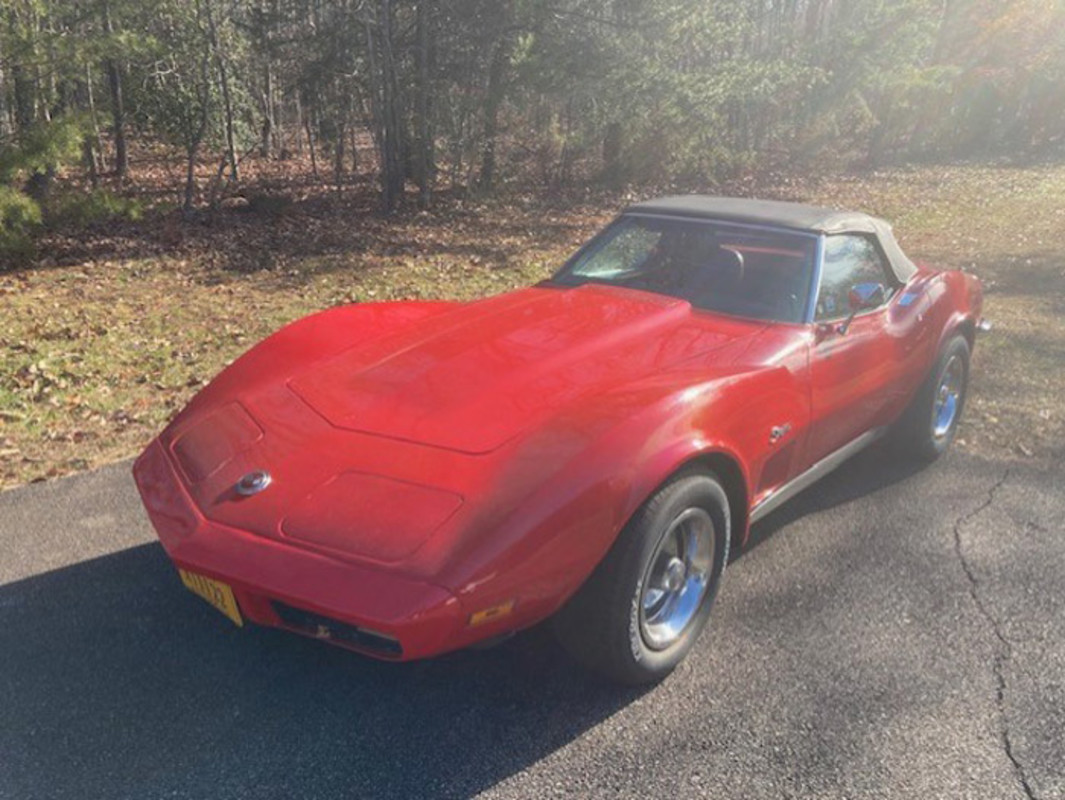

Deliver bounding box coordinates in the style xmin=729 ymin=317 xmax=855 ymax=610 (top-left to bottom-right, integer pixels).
xmin=0 ymin=445 xmax=932 ymax=800
xmin=0 ymin=542 xmax=642 ymax=799
xmin=741 ymin=443 xmax=929 ymax=558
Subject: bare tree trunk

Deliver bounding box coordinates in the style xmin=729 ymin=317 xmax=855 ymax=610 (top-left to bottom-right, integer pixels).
xmin=102 ymin=0 xmax=128 ymax=178
xmin=305 ymin=111 xmax=319 ymax=178
xmin=478 ymin=31 xmax=511 ymax=192
xmin=261 ymin=69 xmax=274 ymax=158
xmin=81 ymin=128 xmax=99 ymax=189
xmin=601 ymin=121 xmax=622 ymax=184
xmin=294 ymin=92 xmax=304 ymax=154
xmin=382 ymin=0 xmax=405 ymax=211
xmin=205 ymin=0 xmax=238 ymax=183
xmin=413 ymin=0 xmax=434 ymax=208
xmin=183 ymin=9 xmax=212 ymax=219
xmin=257 ymin=0 xmax=274 ymax=158
xmin=85 ymin=62 xmax=107 ymax=172
xmin=184 ymin=145 xmax=198 ymax=216
xmin=0 ymin=62 xmax=7 ymax=138
xmin=366 ymin=0 xmax=405 ymax=213
xmin=104 ymin=58 xmax=127 ymax=177
xmin=334 ymin=122 xmax=345 ymax=198
xmin=349 ymin=124 xmax=359 ymax=174
xmin=270 ymin=0 xmax=282 ymax=155
xmin=82 ymin=136 xmax=98 ymax=189
xmin=10 ymin=23 xmax=52 ymax=204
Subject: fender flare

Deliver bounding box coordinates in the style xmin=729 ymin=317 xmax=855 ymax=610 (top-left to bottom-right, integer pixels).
xmin=623 ymin=436 xmax=753 ymax=552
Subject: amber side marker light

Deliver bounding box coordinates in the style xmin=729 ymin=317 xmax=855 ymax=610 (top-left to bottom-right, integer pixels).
xmin=468 ymin=599 xmax=516 ymax=627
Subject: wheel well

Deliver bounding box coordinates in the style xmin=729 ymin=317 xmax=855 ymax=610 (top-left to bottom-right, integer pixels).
xmin=956 ymin=318 xmax=976 ymax=350
xmin=683 ymin=452 xmax=749 ymax=552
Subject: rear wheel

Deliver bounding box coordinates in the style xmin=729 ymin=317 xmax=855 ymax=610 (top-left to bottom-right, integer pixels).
xmin=552 ymin=470 xmax=730 ymax=685
xmin=895 ymin=334 xmax=970 ymax=461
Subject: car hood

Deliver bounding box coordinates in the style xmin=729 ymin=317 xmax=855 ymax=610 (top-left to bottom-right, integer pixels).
xmin=287 ymin=284 xmax=763 ymax=454
xmin=153 ymin=284 xmax=767 ymax=572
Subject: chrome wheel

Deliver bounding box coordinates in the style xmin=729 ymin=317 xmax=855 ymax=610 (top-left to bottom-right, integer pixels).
xmin=639 ymin=507 xmax=715 ymax=650
xmin=933 ymin=354 xmax=964 ymax=440
xmin=552 ymin=471 xmax=730 ymax=684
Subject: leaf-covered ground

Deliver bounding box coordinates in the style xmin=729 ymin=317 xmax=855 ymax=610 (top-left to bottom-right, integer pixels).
xmin=1 ymin=162 xmax=1063 ymax=489
xmin=786 ymin=164 xmax=1065 ymax=463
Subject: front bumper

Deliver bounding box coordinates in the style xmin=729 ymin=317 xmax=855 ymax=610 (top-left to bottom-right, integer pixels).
xmin=133 ymin=439 xmax=465 ymax=660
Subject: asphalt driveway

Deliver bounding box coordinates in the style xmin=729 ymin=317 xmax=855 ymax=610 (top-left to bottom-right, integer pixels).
xmin=1 ymin=448 xmax=1062 ymax=799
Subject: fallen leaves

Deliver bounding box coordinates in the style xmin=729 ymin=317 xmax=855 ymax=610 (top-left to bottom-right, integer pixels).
xmin=1 ymin=161 xmax=1064 ymax=489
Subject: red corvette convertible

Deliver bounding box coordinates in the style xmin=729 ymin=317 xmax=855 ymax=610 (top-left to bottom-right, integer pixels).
xmin=134 ymin=196 xmax=986 ymax=684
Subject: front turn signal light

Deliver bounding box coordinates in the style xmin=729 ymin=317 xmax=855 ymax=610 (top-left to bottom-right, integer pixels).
xmin=468 ymin=599 xmax=516 ymax=627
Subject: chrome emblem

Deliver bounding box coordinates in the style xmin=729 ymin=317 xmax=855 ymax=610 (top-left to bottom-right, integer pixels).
xmin=236 ymin=470 xmax=272 ymax=496
xmin=769 ymin=423 xmax=792 ymax=444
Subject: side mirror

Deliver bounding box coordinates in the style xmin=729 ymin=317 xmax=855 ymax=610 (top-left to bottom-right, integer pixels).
xmin=834 ymin=282 xmax=886 ymax=336
xmin=848 ymin=282 xmax=886 ymax=312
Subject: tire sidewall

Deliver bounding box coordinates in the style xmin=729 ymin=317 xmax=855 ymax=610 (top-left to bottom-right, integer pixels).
xmin=621 ymin=474 xmax=730 ymax=678
xmin=924 ymin=335 xmax=971 ymax=457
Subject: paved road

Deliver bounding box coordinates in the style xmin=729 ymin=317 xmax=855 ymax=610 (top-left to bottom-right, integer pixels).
xmin=1 ymin=448 xmax=1062 ymax=799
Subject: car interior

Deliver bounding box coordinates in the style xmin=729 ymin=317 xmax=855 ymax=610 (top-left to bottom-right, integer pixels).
xmin=560 ymin=218 xmax=816 ymax=324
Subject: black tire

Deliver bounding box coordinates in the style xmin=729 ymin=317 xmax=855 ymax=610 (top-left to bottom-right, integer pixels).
xmin=552 ymin=470 xmax=730 ymax=685
xmin=895 ymin=334 xmax=970 ymax=461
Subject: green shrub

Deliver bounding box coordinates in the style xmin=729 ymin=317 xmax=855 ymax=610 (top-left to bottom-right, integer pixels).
xmin=47 ymin=189 xmax=144 ymax=229
xmin=0 ymin=118 xmax=84 ymax=186
xmin=0 ymin=186 xmax=42 ymax=263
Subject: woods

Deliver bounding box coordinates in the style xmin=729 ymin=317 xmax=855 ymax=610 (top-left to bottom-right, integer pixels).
xmin=0 ymin=0 xmax=1063 ymax=250
xmin=1 ymin=3 xmax=1064 ymax=487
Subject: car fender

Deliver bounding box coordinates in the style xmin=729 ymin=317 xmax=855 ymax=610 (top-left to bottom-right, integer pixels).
xmin=437 ymin=371 xmax=759 ymax=641
xmin=934 ymin=270 xmax=983 ymax=354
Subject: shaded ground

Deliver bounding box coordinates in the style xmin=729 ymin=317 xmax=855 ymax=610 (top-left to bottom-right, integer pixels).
xmin=2 ymin=161 xmax=1063 ymax=488
xmin=2 ymin=447 xmax=1062 ymax=798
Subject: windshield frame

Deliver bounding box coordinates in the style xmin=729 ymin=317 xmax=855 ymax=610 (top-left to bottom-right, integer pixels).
xmin=550 ymin=212 xmax=823 ymax=326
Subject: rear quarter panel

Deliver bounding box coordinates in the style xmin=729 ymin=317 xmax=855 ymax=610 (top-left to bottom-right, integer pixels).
xmin=896 ymin=265 xmax=983 ymax=410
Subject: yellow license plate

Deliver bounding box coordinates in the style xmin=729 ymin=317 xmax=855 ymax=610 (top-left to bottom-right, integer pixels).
xmin=178 ymin=569 xmax=243 ymax=627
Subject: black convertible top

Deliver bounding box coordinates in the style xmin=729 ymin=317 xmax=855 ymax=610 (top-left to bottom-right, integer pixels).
xmin=624 ymin=195 xmax=918 ymax=281
xmin=626 ymin=195 xmax=881 ymax=234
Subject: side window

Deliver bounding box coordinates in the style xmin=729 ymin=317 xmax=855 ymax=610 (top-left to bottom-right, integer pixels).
xmin=815 ymin=235 xmax=895 ymax=321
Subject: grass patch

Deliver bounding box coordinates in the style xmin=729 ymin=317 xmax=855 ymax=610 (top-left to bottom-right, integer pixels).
xmin=1 ymin=162 xmax=1063 ymax=488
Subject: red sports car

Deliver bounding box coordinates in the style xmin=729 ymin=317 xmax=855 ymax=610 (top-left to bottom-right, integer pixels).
xmin=134 ymin=196 xmax=986 ymax=684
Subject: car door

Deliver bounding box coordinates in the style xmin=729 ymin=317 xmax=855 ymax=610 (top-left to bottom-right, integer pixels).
xmin=804 ymin=233 xmax=903 ymax=465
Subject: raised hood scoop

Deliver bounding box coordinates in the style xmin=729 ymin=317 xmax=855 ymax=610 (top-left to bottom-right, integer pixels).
xmin=289 ymin=285 xmax=753 ymax=453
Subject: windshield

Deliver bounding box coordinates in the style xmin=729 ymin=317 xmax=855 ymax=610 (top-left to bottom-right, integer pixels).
xmin=552 ymin=215 xmax=818 ymax=323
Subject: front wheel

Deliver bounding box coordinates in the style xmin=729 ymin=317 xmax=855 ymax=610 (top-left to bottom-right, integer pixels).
xmin=895 ymin=334 xmax=971 ymax=461
xmin=552 ymin=471 xmax=730 ymax=685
